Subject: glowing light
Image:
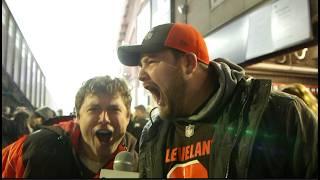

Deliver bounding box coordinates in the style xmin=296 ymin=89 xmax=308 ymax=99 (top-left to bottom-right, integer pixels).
xmin=245 ymin=129 xmax=253 ymax=136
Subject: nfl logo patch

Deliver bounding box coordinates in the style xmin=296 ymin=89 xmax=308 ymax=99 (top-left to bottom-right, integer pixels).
xmin=144 ymin=30 xmax=153 ymax=41
xmin=185 ymin=124 xmax=195 ymax=138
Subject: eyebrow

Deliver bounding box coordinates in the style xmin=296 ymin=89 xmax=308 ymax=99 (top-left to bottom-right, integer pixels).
xmin=86 ymin=104 xmax=100 ymax=109
xmin=86 ymin=103 xmax=122 ymax=111
xmin=107 ymin=104 xmax=121 ymax=109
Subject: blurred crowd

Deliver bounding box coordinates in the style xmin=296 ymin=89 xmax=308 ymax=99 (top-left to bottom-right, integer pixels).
xmin=127 ymin=105 xmax=150 ymax=152
xmin=2 ymin=104 xmax=152 ymax=150
xmin=2 ymin=106 xmax=57 ymax=148
xmin=2 ymin=83 xmax=317 ymax=150
xmin=280 ymin=83 xmax=318 ymax=116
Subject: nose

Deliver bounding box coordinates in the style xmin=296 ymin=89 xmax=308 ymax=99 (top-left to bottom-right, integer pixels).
xmin=138 ymin=66 xmax=148 ymax=82
xmin=98 ymin=110 xmax=110 ymax=124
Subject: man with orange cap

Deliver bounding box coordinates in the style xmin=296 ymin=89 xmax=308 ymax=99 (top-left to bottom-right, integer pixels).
xmin=117 ymin=23 xmax=317 ymax=178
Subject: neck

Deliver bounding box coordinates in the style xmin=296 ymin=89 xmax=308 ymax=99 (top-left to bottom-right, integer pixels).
xmin=184 ymin=68 xmax=217 ymax=116
xmin=78 ymin=138 xmax=110 ymax=173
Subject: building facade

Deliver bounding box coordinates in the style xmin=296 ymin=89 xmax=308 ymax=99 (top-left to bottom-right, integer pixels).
xmin=2 ymin=0 xmax=50 ymax=112
xmin=118 ymin=0 xmax=318 ymax=109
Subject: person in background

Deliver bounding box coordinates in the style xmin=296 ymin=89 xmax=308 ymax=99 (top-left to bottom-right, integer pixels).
xmin=281 ymin=83 xmax=318 ymax=116
xmin=2 ymin=116 xmax=16 ymax=148
xmin=133 ymin=105 xmax=148 ymax=121
xmin=127 ymin=105 xmax=149 ymax=152
xmin=117 ymin=23 xmax=318 ymax=178
xmin=26 ymin=106 xmax=56 ymax=133
xmin=12 ymin=108 xmax=30 ymax=138
xmin=2 ymin=107 xmax=30 ymax=148
xmin=56 ymin=109 xmax=63 ymax=116
xmin=2 ymin=75 xmax=138 ymax=178
xmin=2 ymin=106 xmax=14 ymax=120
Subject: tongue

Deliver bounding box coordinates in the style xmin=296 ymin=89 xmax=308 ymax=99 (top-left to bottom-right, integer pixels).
xmin=96 ymin=130 xmax=112 ymax=143
xmin=97 ymin=136 xmax=110 ymax=143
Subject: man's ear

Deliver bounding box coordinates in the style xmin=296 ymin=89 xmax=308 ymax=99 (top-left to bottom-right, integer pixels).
xmin=75 ymin=113 xmax=80 ymax=123
xmin=127 ymin=111 xmax=132 ymax=121
xmin=182 ymin=52 xmax=197 ymax=75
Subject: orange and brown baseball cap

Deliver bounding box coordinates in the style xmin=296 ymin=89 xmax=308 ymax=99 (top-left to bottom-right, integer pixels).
xmin=118 ymin=23 xmax=209 ymax=66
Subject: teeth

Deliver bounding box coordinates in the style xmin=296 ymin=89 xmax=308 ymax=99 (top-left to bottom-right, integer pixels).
xmin=153 ymin=93 xmax=160 ymax=105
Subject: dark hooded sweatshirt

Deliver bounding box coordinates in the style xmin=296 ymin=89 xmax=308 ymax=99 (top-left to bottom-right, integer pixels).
xmin=138 ymin=58 xmax=318 ymax=178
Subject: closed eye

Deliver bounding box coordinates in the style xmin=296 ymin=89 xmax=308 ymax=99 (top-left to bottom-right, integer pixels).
xmin=141 ymin=56 xmax=160 ymax=67
xmin=87 ymin=106 xmax=101 ymax=113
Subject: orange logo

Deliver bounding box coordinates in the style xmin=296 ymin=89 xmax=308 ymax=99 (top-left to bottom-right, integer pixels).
xmin=167 ymin=160 xmax=208 ymax=178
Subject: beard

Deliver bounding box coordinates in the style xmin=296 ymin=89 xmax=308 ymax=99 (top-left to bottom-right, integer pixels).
xmin=158 ymin=71 xmax=187 ymax=119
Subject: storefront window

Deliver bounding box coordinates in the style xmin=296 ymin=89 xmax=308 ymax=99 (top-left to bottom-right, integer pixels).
xmin=20 ymin=44 xmax=27 ymax=93
xmin=13 ymin=32 xmax=22 ymax=85
xmin=6 ymin=18 xmax=15 ymax=76
xmin=151 ymin=0 xmax=171 ymax=28
xmin=26 ymin=53 xmax=32 ymax=100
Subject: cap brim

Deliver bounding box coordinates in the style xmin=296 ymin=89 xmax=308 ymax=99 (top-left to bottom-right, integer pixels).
xmin=117 ymin=43 xmax=165 ymax=66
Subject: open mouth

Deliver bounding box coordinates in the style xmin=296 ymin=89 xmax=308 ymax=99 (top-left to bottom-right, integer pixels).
xmin=144 ymin=84 xmax=162 ymax=105
xmin=95 ymin=129 xmax=112 ymax=143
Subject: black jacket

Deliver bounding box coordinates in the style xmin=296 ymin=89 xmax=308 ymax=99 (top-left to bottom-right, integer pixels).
xmin=2 ymin=121 xmax=139 ymax=178
xmin=139 ymin=75 xmax=317 ymax=178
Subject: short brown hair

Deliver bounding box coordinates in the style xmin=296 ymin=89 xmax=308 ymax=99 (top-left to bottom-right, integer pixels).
xmin=134 ymin=105 xmax=146 ymax=112
xmin=170 ymin=48 xmax=185 ymax=60
xmin=75 ymin=75 xmax=132 ymax=116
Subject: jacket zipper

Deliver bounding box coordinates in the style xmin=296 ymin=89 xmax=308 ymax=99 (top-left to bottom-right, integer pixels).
xmin=225 ymin=92 xmax=249 ymax=178
xmin=225 ymin=130 xmax=241 ymax=178
xmin=225 ymin=129 xmax=242 ymax=178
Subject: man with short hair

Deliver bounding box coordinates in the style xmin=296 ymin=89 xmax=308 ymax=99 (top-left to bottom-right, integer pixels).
xmin=27 ymin=106 xmax=56 ymax=133
xmin=127 ymin=105 xmax=149 ymax=152
xmin=133 ymin=105 xmax=148 ymax=121
xmin=2 ymin=75 xmax=138 ymax=178
xmin=117 ymin=23 xmax=317 ymax=178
